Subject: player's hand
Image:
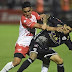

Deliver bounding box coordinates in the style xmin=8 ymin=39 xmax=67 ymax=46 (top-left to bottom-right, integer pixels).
xmin=56 ymin=26 xmax=64 ymax=33
xmin=64 ymin=24 xmax=72 ymax=31
xmin=62 ymin=24 xmax=72 ymax=34
xmin=40 ymin=14 xmax=47 ymax=21
xmin=40 ymin=14 xmax=50 ymax=21
xmin=63 ymin=29 xmax=70 ymax=34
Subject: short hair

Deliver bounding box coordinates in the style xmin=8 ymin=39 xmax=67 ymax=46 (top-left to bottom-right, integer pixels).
xmin=22 ymin=1 xmax=31 ymax=9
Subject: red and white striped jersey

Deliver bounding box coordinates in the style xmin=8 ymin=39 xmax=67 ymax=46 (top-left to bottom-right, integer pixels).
xmin=16 ymin=11 xmax=41 ymax=47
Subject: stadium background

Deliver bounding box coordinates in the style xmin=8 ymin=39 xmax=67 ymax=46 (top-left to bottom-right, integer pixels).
xmin=0 ymin=0 xmax=72 ymax=72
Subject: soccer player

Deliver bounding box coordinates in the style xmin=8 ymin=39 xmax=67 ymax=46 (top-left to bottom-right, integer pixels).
xmin=17 ymin=16 xmax=72 ymax=72
xmin=0 ymin=1 xmax=63 ymax=72
xmin=41 ymin=16 xmax=72 ymax=72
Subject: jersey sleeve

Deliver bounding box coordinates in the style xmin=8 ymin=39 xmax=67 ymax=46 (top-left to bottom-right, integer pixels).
xmin=32 ymin=11 xmax=41 ymax=20
xmin=21 ymin=16 xmax=36 ymax=28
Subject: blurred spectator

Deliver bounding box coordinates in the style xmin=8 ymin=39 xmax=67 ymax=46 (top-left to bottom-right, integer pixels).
xmin=0 ymin=0 xmax=7 ymax=9
xmin=0 ymin=0 xmax=71 ymax=24
xmin=7 ymin=0 xmax=15 ymax=9
xmin=52 ymin=0 xmax=62 ymax=18
xmin=69 ymin=0 xmax=72 ymax=9
xmin=36 ymin=0 xmax=44 ymax=13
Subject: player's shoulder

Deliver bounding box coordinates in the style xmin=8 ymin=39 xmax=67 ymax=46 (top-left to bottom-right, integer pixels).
xmin=31 ymin=11 xmax=38 ymax=15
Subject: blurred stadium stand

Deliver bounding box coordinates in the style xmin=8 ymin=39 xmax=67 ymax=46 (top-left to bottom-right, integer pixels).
xmin=0 ymin=0 xmax=72 ymax=25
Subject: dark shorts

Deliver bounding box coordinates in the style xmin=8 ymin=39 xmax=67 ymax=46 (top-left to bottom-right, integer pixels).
xmin=14 ymin=53 xmax=24 ymax=59
xmin=30 ymin=44 xmax=57 ymax=61
xmin=37 ymin=49 xmax=57 ymax=60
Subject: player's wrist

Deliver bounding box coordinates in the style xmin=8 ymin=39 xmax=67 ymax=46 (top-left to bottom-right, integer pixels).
xmin=53 ymin=27 xmax=57 ymax=31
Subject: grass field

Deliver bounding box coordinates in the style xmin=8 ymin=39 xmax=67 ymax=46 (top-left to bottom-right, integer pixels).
xmin=0 ymin=25 xmax=72 ymax=72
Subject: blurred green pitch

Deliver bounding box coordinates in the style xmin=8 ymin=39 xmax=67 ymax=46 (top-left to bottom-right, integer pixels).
xmin=0 ymin=25 xmax=72 ymax=72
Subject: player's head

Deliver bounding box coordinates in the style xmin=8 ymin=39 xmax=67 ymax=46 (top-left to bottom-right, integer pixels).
xmin=22 ymin=1 xmax=32 ymax=18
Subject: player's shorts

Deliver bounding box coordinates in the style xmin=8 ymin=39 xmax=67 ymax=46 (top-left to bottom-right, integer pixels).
xmin=29 ymin=42 xmax=57 ymax=61
xmin=37 ymin=48 xmax=57 ymax=61
xmin=14 ymin=43 xmax=29 ymax=58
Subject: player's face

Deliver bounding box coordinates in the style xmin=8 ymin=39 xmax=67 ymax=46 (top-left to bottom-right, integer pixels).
xmin=22 ymin=7 xmax=32 ymax=18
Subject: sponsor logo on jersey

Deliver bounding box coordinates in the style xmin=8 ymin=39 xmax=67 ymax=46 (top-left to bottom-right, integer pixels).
xmin=24 ymin=20 xmax=26 ymax=23
xmin=17 ymin=49 xmax=22 ymax=51
xmin=27 ymin=22 xmax=32 ymax=26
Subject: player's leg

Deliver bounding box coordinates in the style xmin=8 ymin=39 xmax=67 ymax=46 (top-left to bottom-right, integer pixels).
xmin=17 ymin=42 xmax=39 ymax=72
xmin=0 ymin=61 xmax=14 ymax=72
xmin=50 ymin=54 xmax=64 ymax=72
xmin=37 ymin=48 xmax=51 ymax=72
xmin=41 ymin=48 xmax=64 ymax=72
xmin=41 ymin=58 xmax=50 ymax=72
xmin=17 ymin=52 xmax=37 ymax=72
xmin=0 ymin=43 xmax=28 ymax=72
xmin=0 ymin=54 xmax=22 ymax=72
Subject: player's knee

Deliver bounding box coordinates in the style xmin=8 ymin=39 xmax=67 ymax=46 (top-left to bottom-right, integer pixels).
xmin=12 ymin=60 xmax=21 ymax=66
xmin=57 ymin=58 xmax=63 ymax=64
xmin=30 ymin=55 xmax=36 ymax=60
xmin=30 ymin=52 xmax=37 ymax=60
xmin=12 ymin=57 xmax=22 ymax=66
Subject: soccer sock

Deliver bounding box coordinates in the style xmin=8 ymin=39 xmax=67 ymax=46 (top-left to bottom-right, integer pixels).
xmin=57 ymin=64 xmax=64 ymax=72
xmin=41 ymin=66 xmax=48 ymax=72
xmin=0 ymin=61 xmax=14 ymax=72
xmin=17 ymin=58 xmax=34 ymax=72
xmin=41 ymin=59 xmax=50 ymax=72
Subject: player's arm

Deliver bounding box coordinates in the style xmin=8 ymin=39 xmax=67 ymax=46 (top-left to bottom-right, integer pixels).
xmin=40 ymin=14 xmax=46 ymax=21
xmin=46 ymin=26 xmax=64 ymax=32
xmin=40 ymin=15 xmax=64 ymax=32
xmin=40 ymin=14 xmax=50 ymax=30
xmin=33 ymin=23 xmax=64 ymax=32
xmin=33 ymin=23 xmax=47 ymax=30
xmin=33 ymin=15 xmax=54 ymax=30
xmin=40 ymin=14 xmax=50 ymax=24
xmin=21 ymin=16 xmax=47 ymax=30
xmin=63 ymin=24 xmax=72 ymax=34
xmin=34 ymin=12 xmax=50 ymax=29
xmin=33 ymin=14 xmax=48 ymax=30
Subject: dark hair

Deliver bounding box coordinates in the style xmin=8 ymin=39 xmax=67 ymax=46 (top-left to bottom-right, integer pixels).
xmin=22 ymin=1 xmax=31 ymax=9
